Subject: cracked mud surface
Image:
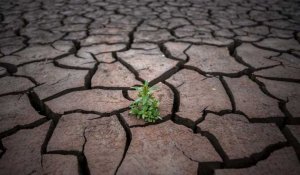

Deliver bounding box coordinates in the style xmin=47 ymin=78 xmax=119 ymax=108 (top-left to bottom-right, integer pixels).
xmin=0 ymin=0 xmax=300 ymax=174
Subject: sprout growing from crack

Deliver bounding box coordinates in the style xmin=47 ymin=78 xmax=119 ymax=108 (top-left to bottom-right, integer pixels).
xmin=129 ymin=81 xmax=161 ymax=122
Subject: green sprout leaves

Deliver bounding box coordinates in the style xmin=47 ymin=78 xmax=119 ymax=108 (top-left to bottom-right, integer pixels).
xmin=129 ymin=81 xmax=161 ymax=123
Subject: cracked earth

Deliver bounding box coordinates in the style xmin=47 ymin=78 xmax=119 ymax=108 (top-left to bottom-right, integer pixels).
xmin=0 ymin=0 xmax=300 ymax=174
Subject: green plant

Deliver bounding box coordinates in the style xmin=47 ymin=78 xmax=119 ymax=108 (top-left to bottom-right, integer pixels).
xmin=129 ymin=81 xmax=161 ymax=122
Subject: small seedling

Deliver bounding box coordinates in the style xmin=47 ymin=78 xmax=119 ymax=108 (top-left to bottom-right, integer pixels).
xmin=129 ymin=81 xmax=161 ymax=122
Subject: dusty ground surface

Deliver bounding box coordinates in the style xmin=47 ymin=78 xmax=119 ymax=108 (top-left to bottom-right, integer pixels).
xmin=0 ymin=0 xmax=300 ymax=174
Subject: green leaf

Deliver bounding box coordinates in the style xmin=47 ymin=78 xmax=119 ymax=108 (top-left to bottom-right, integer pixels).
xmin=144 ymin=81 xmax=149 ymax=86
xmin=134 ymin=97 xmax=142 ymax=103
xmin=142 ymin=95 xmax=149 ymax=105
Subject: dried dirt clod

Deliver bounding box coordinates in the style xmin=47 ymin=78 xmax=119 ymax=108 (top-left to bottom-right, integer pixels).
xmin=118 ymin=121 xmax=221 ymax=175
xmin=46 ymin=89 xmax=130 ymax=114
xmin=42 ymin=154 xmax=79 ymax=175
xmin=235 ymin=43 xmax=279 ymax=69
xmin=48 ymin=114 xmax=126 ymax=174
xmin=92 ymin=62 xmax=140 ymax=88
xmin=0 ymin=76 xmax=34 ymax=95
xmin=167 ymin=69 xmax=231 ymax=121
xmin=215 ymin=147 xmax=300 ymax=175
xmin=0 ymin=95 xmax=43 ymax=133
xmin=185 ymin=45 xmax=246 ymax=73
xmin=224 ymin=76 xmax=283 ymax=120
xmin=258 ymin=78 xmax=300 ymax=118
xmin=16 ymin=62 xmax=88 ymax=100
xmin=0 ymin=122 xmax=50 ymax=175
xmin=198 ymin=113 xmax=286 ymax=160
xmin=117 ymin=45 xmax=178 ymax=82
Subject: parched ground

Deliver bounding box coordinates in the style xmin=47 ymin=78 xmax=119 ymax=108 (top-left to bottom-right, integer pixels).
xmin=0 ymin=0 xmax=300 ymax=174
